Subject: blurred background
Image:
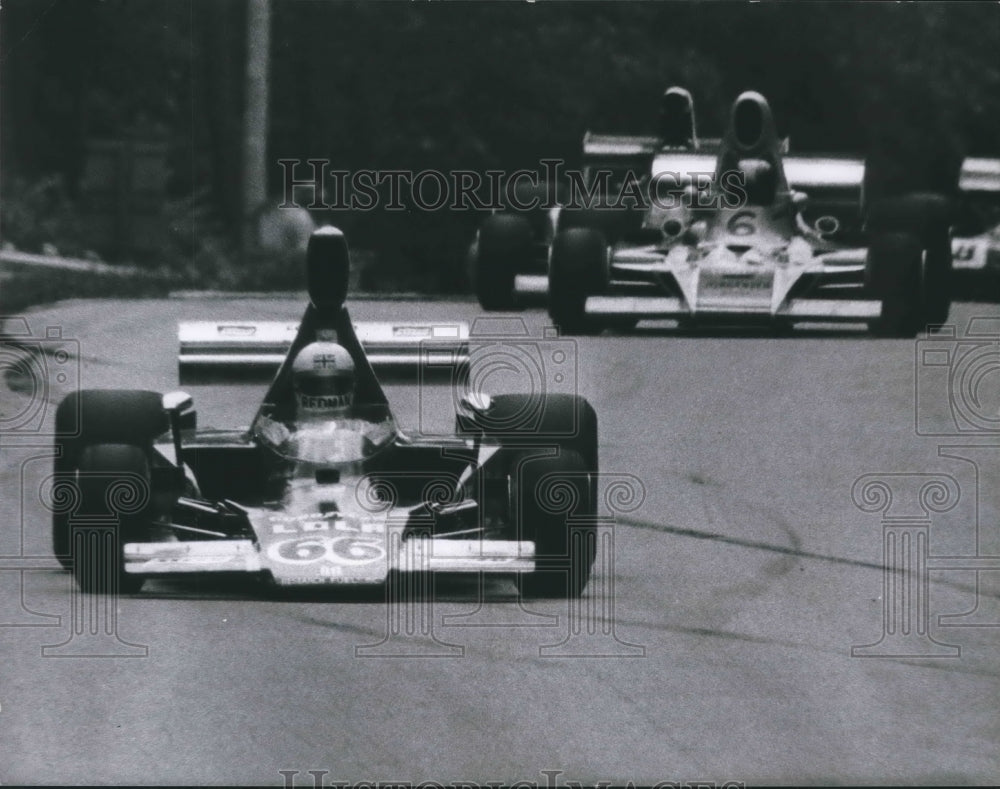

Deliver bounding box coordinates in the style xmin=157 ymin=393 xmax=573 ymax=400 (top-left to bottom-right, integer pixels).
xmin=1 ymin=0 xmax=998 ymax=305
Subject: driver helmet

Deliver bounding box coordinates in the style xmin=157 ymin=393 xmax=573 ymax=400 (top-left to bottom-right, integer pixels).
xmin=737 ymin=157 xmax=778 ymax=205
xmin=291 ymin=341 xmax=355 ymax=418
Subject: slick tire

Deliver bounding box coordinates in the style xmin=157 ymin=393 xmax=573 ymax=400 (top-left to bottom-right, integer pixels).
xmin=53 ymin=390 xmax=166 ymax=570
xmin=515 ymin=450 xmax=597 ymax=599
xmin=866 ymin=193 xmax=953 ymax=328
xmin=548 ymin=228 xmax=608 ymax=335
xmin=865 ymin=232 xmax=926 ymax=338
xmin=455 ymin=393 xmax=598 ymax=474
xmin=473 ymin=214 xmax=533 ymax=311
xmin=72 ymin=443 xmax=151 ymax=594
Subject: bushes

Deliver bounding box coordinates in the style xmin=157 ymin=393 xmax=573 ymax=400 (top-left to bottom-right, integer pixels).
xmin=1 ymin=175 xmax=91 ymax=259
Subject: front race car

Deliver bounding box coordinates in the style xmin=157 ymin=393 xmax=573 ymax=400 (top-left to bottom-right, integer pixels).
xmin=55 ymin=226 xmax=600 ymax=599
xmin=123 ymin=412 xmax=534 ymax=588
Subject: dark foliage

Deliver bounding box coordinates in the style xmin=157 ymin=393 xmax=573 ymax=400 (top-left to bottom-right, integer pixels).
xmin=2 ymin=1 xmax=998 ymax=293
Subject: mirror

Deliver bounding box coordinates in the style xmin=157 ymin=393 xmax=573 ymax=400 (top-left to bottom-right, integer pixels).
xmin=458 ymin=391 xmax=492 ymax=416
xmin=162 ymin=390 xmax=194 ymax=414
xmin=429 ymin=499 xmax=478 ymax=517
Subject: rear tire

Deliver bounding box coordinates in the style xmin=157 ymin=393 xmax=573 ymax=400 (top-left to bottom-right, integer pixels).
xmin=473 ymin=214 xmax=533 ymax=311
xmin=548 ymin=228 xmax=608 ymax=335
xmin=73 ymin=443 xmax=151 ymax=594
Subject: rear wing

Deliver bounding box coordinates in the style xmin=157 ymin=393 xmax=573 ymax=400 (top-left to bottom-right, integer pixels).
xmin=959 ymin=157 xmax=1000 ymax=194
xmin=955 ymin=158 xmax=1000 ymax=235
xmin=178 ymin=320 xmax=469 ymax=383
xmin=585 ymin=135 xmax=1000 ymax=204
xmin=582 ymin=132 xmax=724 ymax=158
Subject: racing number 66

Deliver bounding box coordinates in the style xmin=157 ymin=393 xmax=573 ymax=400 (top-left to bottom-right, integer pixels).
xmin=268 ymin=536 xmax=386 ymax=566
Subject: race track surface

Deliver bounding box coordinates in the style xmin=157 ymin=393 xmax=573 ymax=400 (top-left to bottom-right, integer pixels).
xmin=2 ymin=297 xmax=999 ymax=785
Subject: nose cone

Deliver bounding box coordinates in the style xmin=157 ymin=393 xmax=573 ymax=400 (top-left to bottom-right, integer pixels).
xmin=730 ymin=91 xmax=776 ymax=152
xmin=306 ymin=225 xmax=350 ymax=312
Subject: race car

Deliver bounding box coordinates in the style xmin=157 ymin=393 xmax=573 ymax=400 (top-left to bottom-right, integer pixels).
xmin=549 ymin=91 xmax=977 ymax=337
xmin=472 ymin=87 xmax=1000 ymax=332
xmin=471 ymin=87 xmax=717 ymax=311
xmin=951 ymin=157 xmax=1000 ymax=299
xmin=51 ymin=227 xmax=599 ymax=598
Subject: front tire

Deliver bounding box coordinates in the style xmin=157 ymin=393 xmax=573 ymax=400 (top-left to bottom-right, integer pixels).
xmin=866 ymin=193 xmax=953 ymax=332
xmin=73 ymin=443 xmax=152 ymax=594
xmin=473 ymin=214 xmax=533 ymax=311
xmin=456 ymin=393 xmax=598 ymax=474
xmin=53 ymin=389 xmax=167 ymax=570
xmin=548 ymin=228 xmax=608 ymax=335
xmin=516 ymin=451 xmax=596 ymax=598
xmin=865 ymin=232 xmax=926 ymax=338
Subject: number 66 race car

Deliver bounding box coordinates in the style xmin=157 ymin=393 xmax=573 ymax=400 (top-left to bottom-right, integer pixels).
xmin=52 ymin=227 xmax=599 ymax=599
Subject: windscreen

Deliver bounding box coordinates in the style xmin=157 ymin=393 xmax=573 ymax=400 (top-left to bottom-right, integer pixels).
xmin=254 ymin=403 xmax=397 ymax=465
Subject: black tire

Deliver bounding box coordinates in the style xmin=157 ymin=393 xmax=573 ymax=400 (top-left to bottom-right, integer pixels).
xmin=922 ymin=229 xmax=953 ymax=327
xmin=865 ymin=232 xmax=926 ymax=338
xmin=53 ymin=390 xmax=166 ymax=570
xmin=456 ymin=393 xmax=598 ymax=473
xmin=516 ymin=451 xmax=597 ymax=598
xmin=866 ymin=193 xmax=953 ymax=328
xmin=548 ymin=228 xmax=608 ymax=335
xmin=473 ymin=214 xmax=533 ymax=311
xmin=73 ymin=443 xmax=151 ymax=594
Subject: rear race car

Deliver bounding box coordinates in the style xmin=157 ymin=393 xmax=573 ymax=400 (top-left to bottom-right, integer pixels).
xmin=547 ymin=91 xmax=960 ymax=338
xmin=52 ymin=227 xmax=599 ymax=599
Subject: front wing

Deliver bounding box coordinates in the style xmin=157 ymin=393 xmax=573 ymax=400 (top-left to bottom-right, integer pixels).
xmin=124 ymin=537 xmax=535 ymax=586
xmin=587 ymin=248 xmax=880 ymax=323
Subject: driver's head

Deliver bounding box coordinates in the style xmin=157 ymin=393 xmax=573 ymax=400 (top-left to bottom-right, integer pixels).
xmin=291 ymin=341 xmax=355 ymax=418
xmin=738 ymin=157 xmax=778 ymax=205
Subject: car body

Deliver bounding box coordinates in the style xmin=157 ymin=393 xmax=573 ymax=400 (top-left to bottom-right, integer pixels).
xmin=54 ymin=227 xmax=599 ymax=598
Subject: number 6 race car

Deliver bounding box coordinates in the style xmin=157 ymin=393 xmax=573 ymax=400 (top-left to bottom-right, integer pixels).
xmin=52 ymin=227 xmax=599 ymax=599
xmin=473 ymin=88 xmax=1000 ymax=336
xmin=547 ymin=91 xmax=958 ymax=337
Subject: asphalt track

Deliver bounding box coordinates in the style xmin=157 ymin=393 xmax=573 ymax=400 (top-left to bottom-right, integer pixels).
xmin=2 ymin=297 xmax=999 ymax=785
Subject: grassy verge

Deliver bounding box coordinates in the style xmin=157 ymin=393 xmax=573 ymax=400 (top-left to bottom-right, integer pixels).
xmin=0 ymin=267 xmax=171 ymax=316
